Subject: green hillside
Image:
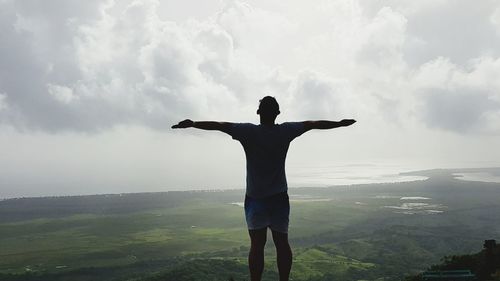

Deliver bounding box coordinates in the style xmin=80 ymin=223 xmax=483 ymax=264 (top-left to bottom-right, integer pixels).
xmin=1 ymin=168 xmax=499 ymax=281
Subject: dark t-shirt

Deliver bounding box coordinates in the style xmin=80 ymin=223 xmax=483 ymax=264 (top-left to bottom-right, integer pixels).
xmin=229 ymin=122 xmax=305 ymax=198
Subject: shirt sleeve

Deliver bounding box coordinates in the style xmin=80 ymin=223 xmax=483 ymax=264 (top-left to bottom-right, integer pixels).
xmin=282 ymin=122 xmax=306 ymax=141
xmin=228 ymin=123 xmax=254 ymax=141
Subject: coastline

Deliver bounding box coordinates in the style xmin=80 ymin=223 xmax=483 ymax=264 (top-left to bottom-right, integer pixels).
xmin=2 ymin=167 xmax=500 ymax=201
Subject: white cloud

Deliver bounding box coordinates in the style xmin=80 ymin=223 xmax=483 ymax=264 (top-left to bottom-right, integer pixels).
xmin=1 ymin=0 xmax=241 ymax=131
xmin=0 ymin=93 xmax=7 ymax=111
xmin=287 ymin=70 xmax=350 ymax=119
xmin=216 ymin=1 xmax=296 ymax=58
xmin=47 ymin=84 xmax=78 ymax=104
xmin=491 ymin=7 xmax=500 ymax=34
xmin=2 ymin=0 xmax=500 ymax=135
xmin=356 ymin=7 xmax=408 ymax=67
xmin=414 ymin=57 xmax=500 ymax=134
xmin=1 ymin=0 xmax=500 ymax=135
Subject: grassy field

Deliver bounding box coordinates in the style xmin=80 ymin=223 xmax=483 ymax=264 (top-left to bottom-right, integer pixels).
xmin=1 ymin=168 xmax=499 ymax=280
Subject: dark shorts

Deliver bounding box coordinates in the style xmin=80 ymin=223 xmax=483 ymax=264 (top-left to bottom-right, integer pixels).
xmin=244 ymin=192 xmax=290 ymax=233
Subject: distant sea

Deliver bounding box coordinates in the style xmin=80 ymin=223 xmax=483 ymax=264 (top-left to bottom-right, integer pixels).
xmin=2 ymin=162 xmax=500 ymax=200
xmin=453 ymin=171 xmax=500 ymax=183
xmin=287 ymin=162 xmax=500 ymax=187
xmin=287 ymin=163 xmax=427 ymax=187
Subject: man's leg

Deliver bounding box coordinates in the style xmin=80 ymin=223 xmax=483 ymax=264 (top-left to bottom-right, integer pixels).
xmin=248 ymin=227 xmax=267 ymax=281
xmin=271 ymin=230 xmax=292 ymax=281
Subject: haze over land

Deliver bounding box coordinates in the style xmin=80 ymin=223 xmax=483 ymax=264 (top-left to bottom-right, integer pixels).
xmin=2 ymin=0 xmax=500 ymax=198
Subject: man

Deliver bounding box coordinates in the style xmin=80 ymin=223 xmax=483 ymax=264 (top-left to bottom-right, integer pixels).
xmin=172 ymin=96 xmax=356 ymax=281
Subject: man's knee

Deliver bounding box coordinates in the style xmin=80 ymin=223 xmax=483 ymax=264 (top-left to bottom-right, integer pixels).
xmin=271 ymin=230 xmax=290 ymax=248
xmin=251 ymin=240 xmax=266 ymax=251
xmin=249 ymin=228 xmax=267 ymax=250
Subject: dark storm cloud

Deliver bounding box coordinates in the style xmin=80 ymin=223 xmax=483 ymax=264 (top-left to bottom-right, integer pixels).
xmin=419 ymin=87 xmax=500 ymax=133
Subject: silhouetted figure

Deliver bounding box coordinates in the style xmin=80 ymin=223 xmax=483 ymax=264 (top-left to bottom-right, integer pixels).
xmin=172 ymin=96 xmax=356 ymax=281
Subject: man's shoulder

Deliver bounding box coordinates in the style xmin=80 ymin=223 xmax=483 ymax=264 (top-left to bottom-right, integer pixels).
xmin=277 ymin=122 xmax=306 ymax=139
xmin=229 ymin=123 xmax=257 ymax=140
xmin=231 ymin=122 xmax=258 ymax=130
xmin=278 ymin=122 xmax=305 ymax=130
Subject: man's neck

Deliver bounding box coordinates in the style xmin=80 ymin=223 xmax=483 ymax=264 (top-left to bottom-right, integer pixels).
xmin=260 ymin=118 xmax=275 ymax=126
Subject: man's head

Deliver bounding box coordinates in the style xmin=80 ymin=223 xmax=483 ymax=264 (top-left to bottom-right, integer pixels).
xmin=257 ymin=96 xmax=280 ymax=125
xmin=257 ymin=96 xmax=280 ymax=115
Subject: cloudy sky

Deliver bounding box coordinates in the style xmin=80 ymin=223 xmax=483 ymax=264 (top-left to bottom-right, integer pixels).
xmin=1 ymin=0 xmax=500 ymax=198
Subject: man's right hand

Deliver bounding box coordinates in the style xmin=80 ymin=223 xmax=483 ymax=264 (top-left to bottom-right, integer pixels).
xmin=340 ymin=119 xmax=356 ymax=127
xmin=172 ymin=119 xmax=194 ymax=129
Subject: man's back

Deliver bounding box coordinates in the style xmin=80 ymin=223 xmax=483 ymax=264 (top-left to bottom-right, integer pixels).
xmin=229 ymin=122 xmax=305 ymax=199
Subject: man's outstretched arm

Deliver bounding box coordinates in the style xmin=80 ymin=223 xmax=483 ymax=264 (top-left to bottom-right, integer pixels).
xmin=302 ymin=119 xmax=356 ymax=132
xmin=172 ymin=119 xmax=232 ymax=134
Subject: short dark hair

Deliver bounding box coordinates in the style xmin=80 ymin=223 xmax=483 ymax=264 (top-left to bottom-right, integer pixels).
xmin=258 ymin=96 xmax=280 ymax=115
